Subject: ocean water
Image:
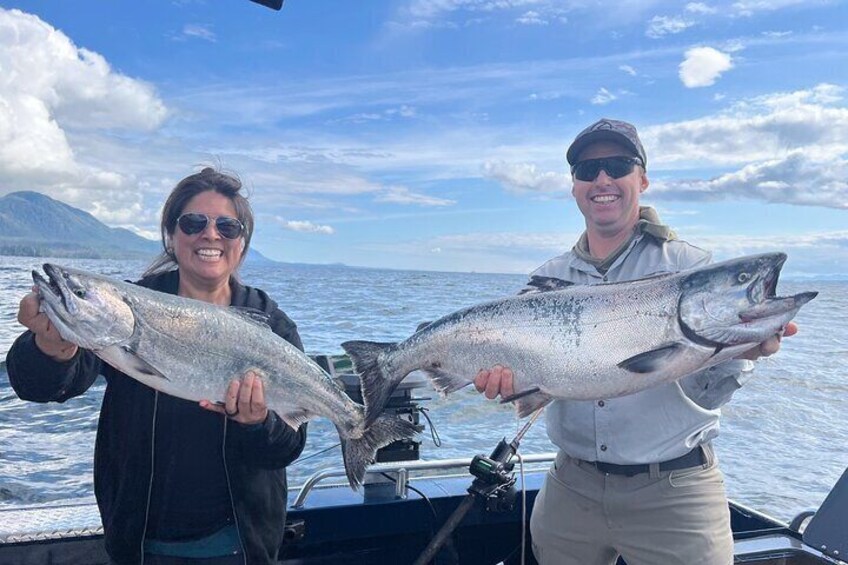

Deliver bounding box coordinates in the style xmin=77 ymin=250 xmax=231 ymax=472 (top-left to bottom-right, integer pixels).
xmin=0 ymin=255 xmax=845 ymax=523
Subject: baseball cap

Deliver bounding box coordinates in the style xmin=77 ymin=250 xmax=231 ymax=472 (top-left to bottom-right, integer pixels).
xmin=566 ymin=118 xmax=647 ymax=168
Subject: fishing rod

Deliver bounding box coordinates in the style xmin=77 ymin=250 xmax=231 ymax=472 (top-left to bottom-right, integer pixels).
xmin=412 ymin=408 xmax=545 ymax=565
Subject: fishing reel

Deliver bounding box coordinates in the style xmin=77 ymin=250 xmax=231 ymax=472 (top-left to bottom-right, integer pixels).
xmin=467 ymin=438 xmax=519 ymax=513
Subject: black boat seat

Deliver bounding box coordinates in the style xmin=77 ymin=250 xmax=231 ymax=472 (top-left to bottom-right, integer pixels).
xmin=733 ymin=533 xmax=838 ymax=564
xmin=802 ymin=466 xmax=848 ymax=563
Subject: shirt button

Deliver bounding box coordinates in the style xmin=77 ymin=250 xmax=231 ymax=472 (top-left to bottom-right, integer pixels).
xmin=600 ymin=444 xmax=608 ymax=451
xmin=598 ymin=400 xmax=605 ymax=407
xmin=602 ymin=276 xmax=608 ymax=282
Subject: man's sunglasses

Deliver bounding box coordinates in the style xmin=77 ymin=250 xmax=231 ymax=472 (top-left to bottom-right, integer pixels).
xmin=177 ymin=213 xmax=244 ymax=240
xmin=571 ymin=156 xmax=643 ymax=182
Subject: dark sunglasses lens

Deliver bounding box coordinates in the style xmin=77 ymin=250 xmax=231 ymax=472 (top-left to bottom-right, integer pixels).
xmin=605 ymin=158 xmax=634 ymax=178
xmin=178 ymin=213 xmax=208 ymax=235
xmin=215 ymin=217 xmax=243 ymax=239
xmin=574 ymin=161 xmax=602 ymax=181
xmin=574 ymin=158 xmax=635 ymax=181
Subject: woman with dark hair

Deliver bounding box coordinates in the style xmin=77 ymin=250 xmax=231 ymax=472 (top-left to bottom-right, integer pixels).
xmin=6 ymin=168 xmax=307 ymax=565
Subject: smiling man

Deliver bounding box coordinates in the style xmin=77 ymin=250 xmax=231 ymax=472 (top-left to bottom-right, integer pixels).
xmin=474 ymin=118 xmax=798 ymax=565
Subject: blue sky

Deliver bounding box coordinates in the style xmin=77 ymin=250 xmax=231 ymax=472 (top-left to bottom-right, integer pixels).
xmin=1 ymin=0 xmax=846 ymax=275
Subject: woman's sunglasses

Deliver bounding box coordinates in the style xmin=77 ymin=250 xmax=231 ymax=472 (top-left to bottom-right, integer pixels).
xmin=177 ymin=213 xmax=244 ymax=240
xmin=571 ymin=156 xmax=643 ymax=182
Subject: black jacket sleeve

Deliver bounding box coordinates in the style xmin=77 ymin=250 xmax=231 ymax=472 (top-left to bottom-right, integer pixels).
xmin=6 ymin=331 xmax=102 ymax=403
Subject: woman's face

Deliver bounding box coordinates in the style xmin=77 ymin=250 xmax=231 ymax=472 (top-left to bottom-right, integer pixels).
xmin=171 ymin=190 xmax=244 ymax=290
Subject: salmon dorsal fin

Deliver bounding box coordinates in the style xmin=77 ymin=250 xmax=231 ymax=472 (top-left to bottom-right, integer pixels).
xmin=617 ymin=343 xmax=686 ymax=374
xmin=520 ymin=275 xmax=575 ymax=294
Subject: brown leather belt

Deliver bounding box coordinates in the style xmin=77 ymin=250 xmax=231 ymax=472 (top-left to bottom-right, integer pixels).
xmin=587 ymin=446 xmax=706 ymax=477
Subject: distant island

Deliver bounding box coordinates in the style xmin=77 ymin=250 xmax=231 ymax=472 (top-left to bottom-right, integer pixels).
xmin=0 ymin=191 xmax=277 ymax=264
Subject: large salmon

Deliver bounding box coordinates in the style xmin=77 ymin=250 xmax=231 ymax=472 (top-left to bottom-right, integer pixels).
xmin=343 ymin=253 xmax=816 ymax=426
xmin=32 ymin=263 xmax=417 ymax=489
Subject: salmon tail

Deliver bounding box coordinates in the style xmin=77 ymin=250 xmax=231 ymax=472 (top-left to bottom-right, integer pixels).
xmin=342 ymin=340 xmax=399 ymax=428
xmin=338 ymin=414 xmax=419 ymax=490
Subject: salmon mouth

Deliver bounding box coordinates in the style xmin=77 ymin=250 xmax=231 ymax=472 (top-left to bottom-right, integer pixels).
xmin=738 ymin=254 xmax=816 ymax=323
xmin=32 ymin=264 xmax=72 ymax=314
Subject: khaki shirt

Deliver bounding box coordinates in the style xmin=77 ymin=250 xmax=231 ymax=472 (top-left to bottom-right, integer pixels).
xmin=532 ymin=208 xmax=753 ymax=464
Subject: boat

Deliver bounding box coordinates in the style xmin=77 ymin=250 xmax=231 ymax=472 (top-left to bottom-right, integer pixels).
xmin=1 ymin=355 xmax=845 ymax=565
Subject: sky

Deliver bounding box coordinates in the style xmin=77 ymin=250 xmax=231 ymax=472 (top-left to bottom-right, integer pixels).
xmin=0 ymin=0 xmax=847 ymax=275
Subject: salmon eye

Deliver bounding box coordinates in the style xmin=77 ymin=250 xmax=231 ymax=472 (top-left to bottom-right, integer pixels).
xmin=737 ymin=272 xmax=750 ymax=283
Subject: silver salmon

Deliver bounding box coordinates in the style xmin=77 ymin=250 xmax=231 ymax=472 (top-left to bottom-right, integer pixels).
xmin=343 ymin=252 xmax=816 ymax=426
xmin=32 ymin=263 xmax=417 ymax=489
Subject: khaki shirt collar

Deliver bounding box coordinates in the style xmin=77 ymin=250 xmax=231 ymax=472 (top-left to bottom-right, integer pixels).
xmin=573 ymin=206 xmax=677 ymax=273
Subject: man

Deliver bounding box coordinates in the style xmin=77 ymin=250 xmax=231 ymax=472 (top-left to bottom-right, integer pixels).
xmin=475 ymin=118 xmax=797 ymax=565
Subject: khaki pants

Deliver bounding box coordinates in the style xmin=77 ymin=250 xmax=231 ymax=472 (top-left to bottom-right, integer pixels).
xmin=530 ymin=447 xmax=733 ymax=565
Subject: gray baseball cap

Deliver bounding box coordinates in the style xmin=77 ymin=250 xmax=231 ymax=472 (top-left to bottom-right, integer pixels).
xmin=566 ymin=118 xmax=647 ymax=168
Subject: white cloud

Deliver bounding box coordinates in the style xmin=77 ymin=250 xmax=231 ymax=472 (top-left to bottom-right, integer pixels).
xmin=762 ymin=30 xmax=792 ymax=38
xmin=517 ymin=11 xmax=547 ymax=25
xmin=376 ymin=187 xmax=456 ymax=206
xmin=0 ymin=8 xmax=168 ymax=211
xmin=332 ymin=105 xmax=418 ymax=124
xmin=276 ymin=218 xmax=335 ymax=234
xmin=685 ymin=2 xmax=717 ymax=14
xmin=679 ymin=46 xmax=733 ymax=87
xmin=731 ymin=0 xmax=813 ymax=17
xmin=181 ymin=24 xmax=216 ymax=42
xmin=649 ymin=151 xmax=848 ymax=209
xmin=646 ymin=15 xmax=694 ymax=38
xmin=591 ymin=87 xmax=617 ymax=105
xmin=752 ymin=82 xmax=843 ymax=108
xmin=392 ymin=1 xmax=574 ymax=30
xmin=482 ymin=160 xmax=570 ymax=195
xmin=647 ymin=84 xmax=848 ymax=167
xmin=619 ymin=65 xmax=637 ymax=76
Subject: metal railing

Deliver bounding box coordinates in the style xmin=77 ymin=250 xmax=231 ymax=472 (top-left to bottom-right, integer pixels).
xmin=291 ymin=452 xmax=557 ymax=508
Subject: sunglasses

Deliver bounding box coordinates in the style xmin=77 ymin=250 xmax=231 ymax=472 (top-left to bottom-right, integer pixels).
xmin=177 ymin=213 xmax=244 ymax=240
xmin=571 ymin=156 xmax=643 ymax=182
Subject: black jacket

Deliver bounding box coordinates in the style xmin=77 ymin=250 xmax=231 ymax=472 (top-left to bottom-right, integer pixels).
xmin=6 ymin=270 xmax=307 ymax=565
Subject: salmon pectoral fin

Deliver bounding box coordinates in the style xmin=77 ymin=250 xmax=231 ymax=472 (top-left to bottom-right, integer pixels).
xmin=280 ymin=408 xmax=315 ymax=430
xmin=98 ymin=345 xmax=170 ymax=382
xmin=423 ymin=365 xmax=471 ymax=397
xmin=500 ymin=387 xmax=541 ymax=404
xmin=509 ymin=390 xmax=554 ymax=418
xmin=617 ymin=342 xmax=687 ymax=374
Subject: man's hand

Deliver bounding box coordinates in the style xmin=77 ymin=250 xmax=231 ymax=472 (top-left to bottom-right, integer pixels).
xmin=735 ymin=321 xmax=799 ymax=361
xmin=18 ymin=288 xmax=78 ymax=362
xmin=200 ymin=370 xmax=269 ymax=425
xmin=473 ymin=364 xmax=515 ymax=400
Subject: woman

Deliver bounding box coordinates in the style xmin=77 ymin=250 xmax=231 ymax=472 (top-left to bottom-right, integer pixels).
xmin=6 ymin=168 xmax=307 ymax=565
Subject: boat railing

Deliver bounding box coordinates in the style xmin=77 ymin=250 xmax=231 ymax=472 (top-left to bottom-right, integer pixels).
xmin=291 ymin=452 xmax=557 ymax=508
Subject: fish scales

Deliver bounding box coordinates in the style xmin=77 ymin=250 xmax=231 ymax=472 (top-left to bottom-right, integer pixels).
xmin=123 ymin=292 xmax=349 ymax=419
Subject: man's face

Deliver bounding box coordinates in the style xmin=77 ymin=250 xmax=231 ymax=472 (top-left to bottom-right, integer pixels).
xmin=571 ymin=140 xmax=649 ymax=238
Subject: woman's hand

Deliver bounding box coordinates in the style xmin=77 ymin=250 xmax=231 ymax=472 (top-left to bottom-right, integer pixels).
xmin=18 ymin=287 xmax=78 ymax=362
xmin=200 ymin=370 xmax=269 ymax=425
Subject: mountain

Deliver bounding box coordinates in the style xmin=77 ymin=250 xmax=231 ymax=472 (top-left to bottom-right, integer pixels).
xmin=0 ymin=191 xmax=277 ymax=264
